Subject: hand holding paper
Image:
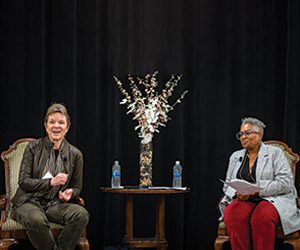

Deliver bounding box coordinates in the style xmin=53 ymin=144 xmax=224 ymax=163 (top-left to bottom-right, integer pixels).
xmin=50 ymin=172 xmax=68 ymax=186
xmin=220 ymin=178 xmax=263 ymax=195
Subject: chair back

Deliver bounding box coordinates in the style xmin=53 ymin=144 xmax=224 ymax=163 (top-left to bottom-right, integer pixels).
xmin=1 ymin=138 xmax=35 ymax=210
xmin=265 ymin=140 xmax=300 ymax=181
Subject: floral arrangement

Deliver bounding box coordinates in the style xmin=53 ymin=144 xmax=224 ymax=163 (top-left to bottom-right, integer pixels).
xmin=114 ymin=71 xmax=188 ymax=144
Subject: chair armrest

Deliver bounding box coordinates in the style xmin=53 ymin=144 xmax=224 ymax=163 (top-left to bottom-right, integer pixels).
xmin=0 ymin=195 xmax=7 ymax=210
xmin=218 ymin=220 xmax=228 ymax=236
xmin=75 ymin=196 xmax=85 ymax=207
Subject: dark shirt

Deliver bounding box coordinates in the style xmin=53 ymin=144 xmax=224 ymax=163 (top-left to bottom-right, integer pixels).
xmin=236 ymin=155 xmax=263 ymax=202
xmin=54 ymin=149 xmax=59 ymax=160
xmin=237 ymin=156 xmax=257 ymax=183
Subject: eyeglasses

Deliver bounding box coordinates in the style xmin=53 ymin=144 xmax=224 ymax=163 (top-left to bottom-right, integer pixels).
xmin=236 ymin=130 xmax=259 ymax=140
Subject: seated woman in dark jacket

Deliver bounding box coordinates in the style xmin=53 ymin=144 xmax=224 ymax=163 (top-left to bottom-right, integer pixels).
xmin=11 ymin=103 xmax=89 ymax=250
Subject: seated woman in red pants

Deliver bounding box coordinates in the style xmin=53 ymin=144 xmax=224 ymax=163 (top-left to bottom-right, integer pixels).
xmin=219 ymin=117 xmax=300 ymax=250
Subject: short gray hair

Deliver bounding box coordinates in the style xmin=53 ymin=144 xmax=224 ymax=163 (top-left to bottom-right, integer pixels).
xmin=241 ymin=117 xmax=266 ymax=136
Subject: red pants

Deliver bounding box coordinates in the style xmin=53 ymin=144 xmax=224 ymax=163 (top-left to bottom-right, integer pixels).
xmin=224 ymin=200 xmax=280 ymax=250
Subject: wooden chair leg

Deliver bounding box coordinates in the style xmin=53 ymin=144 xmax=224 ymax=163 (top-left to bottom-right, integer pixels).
xmin=0 ymin=239 xmax=19 ymax=250
xmin=78 ymin=237 xmax=90 ymax=250
xmin=214 ymin=236 xmax=229 ymax=250
xmin=283 ymin=239 xmax=300 ymax=250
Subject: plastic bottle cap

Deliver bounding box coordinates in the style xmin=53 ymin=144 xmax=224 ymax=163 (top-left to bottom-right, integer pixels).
xmin=175 ymin=161 xmax=180 ymax=164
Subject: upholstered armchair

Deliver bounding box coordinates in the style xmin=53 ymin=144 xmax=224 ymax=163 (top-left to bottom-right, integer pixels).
xmin=214 ymin=140 xmax=300 ymax=250
xmin=0 ymin=138 xmax=90 ymax=250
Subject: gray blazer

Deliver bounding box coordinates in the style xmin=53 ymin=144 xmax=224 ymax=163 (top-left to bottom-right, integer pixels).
xmin=220 ymin=142 xmax=300 ymax=235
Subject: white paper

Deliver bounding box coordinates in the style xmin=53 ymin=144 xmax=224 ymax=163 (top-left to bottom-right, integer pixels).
xmin=42 ymin=171 xmax=53 ymax=179
xmin=148 ymin=186 xmax=187 ymax=190
xmin=220 ymin=178 xmax=263 ymax=195
xmin=111 ymin=186 xmax=124 ymax=189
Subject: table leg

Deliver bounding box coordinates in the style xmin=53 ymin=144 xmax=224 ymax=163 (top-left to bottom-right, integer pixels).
xmin=125 ymin=194 xmax=133 ymax=241
xmin=156 ymin=195 xmax=165 ymax=240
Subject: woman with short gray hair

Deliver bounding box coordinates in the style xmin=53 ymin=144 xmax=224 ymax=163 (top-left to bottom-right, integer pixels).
xmin=219 ymin=117 xmax=300 ymax=250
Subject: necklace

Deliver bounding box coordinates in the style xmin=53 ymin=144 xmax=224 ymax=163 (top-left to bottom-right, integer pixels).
xmin=247 ymin=153 xmax=258 ymax=174
xmin=247 ymin=152 xmax=259 ymax=161
xmin=238 ymin=154 xmax=257 ymax=183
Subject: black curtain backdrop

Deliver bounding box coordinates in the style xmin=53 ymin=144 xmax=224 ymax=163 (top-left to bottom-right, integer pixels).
xmin=1 ymin=0 xmax=300 ymax=249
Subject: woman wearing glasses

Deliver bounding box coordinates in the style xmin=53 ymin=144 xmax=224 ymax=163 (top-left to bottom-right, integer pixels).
xmin=219 ymin=117 xmax=300 ymax=250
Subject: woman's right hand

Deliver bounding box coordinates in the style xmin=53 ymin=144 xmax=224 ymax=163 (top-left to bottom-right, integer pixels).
xmin=236 ymin=192 xmax=250 ymax=201
xmin=50 ymin=173 xmax=68 ymax=186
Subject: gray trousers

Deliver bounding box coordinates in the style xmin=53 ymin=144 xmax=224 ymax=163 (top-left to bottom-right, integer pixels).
xmin=11 ymin=201 xmax=89 ymax=250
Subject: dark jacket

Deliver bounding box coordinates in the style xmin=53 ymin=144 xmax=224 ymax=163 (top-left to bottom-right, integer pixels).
xmin=11 ymin=137 xmax=84 ymax=206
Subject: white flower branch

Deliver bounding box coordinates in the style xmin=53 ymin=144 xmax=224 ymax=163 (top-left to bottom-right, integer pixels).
xmin=114 ymin=71 xmax=187 ymax=144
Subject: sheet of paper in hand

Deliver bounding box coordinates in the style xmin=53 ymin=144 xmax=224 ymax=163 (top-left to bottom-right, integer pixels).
xmin=219 ymin=178 xmax=263 ymax=195
xmin=42 ymin=171 xmax=53 ymax=179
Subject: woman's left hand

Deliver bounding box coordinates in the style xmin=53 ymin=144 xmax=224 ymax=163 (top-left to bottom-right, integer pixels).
xmin=59 ymin=188 xmax=73 ymax=202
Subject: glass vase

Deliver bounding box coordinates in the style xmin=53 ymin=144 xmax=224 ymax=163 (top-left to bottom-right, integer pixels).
xmin=139 ymin=139 xmax=153 ymax=188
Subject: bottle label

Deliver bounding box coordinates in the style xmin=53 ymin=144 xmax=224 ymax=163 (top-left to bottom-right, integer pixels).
xmin=112 ymin=171 xmax=121 ymax=177
xmin=174 ymin=172 xmax=182 ymax=177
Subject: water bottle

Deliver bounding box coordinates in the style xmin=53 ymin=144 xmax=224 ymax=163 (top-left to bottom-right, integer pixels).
xmin=173 ymin=160 xmax=182 ymax=188
xmin=111 ymin=160 xmax=121 ymax=188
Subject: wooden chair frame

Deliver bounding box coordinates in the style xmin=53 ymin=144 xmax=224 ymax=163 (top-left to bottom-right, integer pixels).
xmin=0 ymin=138 xmax=90 ymax=250
xmin=214 ymin=140 xmax=300 ymax=250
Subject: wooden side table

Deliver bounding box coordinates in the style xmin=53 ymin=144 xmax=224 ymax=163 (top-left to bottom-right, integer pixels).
xmin=100 ymin=187 xmax=190 ymax=250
